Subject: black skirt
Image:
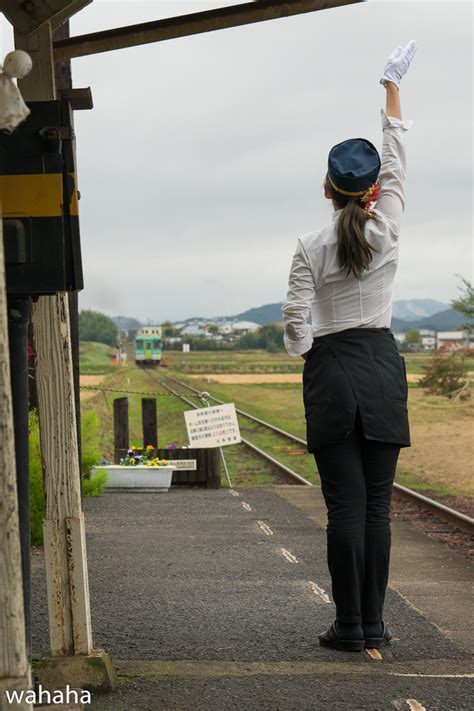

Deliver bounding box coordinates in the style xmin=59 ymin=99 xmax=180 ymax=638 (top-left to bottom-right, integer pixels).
xmin=303 ymin=327 xmax=411 ymax=452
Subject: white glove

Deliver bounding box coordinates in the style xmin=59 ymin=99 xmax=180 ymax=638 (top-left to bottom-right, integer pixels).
xmin=380 ymin=40 xmax=417 ymax=88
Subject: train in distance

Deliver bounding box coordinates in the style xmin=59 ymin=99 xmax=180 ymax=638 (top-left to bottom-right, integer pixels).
xmin=135 ymin=326 xmax=164 ymax=367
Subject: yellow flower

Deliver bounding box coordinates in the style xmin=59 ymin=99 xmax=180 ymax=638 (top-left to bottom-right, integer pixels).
xmin=146 ymin=445 xmax=154 ymax=450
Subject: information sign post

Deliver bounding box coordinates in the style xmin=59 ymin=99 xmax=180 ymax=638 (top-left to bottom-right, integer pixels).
xmin=184 ymin=393 xmax=241 ymax=487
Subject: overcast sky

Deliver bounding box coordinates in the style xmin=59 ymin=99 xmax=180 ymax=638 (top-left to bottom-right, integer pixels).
xmin=1 ymin=1 xmax=472 ymax=322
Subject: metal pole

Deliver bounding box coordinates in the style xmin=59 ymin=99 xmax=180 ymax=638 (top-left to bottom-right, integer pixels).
xmin=219 ymin=447 xmax=232 ymax=489
xmin=7 ymin=295 xmax=32 ymax=660
xmin=199 ymin=391 xmax=232 ymax=488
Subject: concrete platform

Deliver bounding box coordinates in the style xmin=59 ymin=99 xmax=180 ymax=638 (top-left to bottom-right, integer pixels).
xmin=30 ymin=486 xmax=474 ymax=710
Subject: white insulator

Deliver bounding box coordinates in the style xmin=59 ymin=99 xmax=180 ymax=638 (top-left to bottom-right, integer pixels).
xmin=0 ymin=51 xmax=32 ymax=132
xmin=3 ymin=50 xmax=33 ymax=79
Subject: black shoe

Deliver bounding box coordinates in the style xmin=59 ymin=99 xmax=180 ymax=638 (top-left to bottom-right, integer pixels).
xmin=364 ymin=621 xmax=393 ymax=649
xmin=318 ymin=622 xmax=364 ymax=652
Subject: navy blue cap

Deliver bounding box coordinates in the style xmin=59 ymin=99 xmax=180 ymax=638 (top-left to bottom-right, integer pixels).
xmin=327 ymin=138 xmax=381 ymax=197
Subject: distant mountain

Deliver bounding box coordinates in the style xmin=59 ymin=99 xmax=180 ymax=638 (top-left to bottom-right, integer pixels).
xmin=413 ymin=308 xmax=466 ymax=331
xmin=133 ymin=299 xmax=464 ymax=333
xmin=234 ymin=303 xmax=284 ymax=325
xmin=392 ymin=299 xmax=448 ymax=321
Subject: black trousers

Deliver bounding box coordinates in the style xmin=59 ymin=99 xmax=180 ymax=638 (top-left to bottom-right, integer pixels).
xmin=314 ymin=412 xmax=400 ymax=624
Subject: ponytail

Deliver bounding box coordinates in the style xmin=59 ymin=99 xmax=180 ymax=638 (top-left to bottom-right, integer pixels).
xmin=325 ymin=176 xmax=378 ymax=279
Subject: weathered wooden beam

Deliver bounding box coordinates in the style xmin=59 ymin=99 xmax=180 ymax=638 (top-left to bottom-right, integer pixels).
xmin=16 ymin=22 xmax=55 ymax=101
xmin=53 ymin=0 xmax=364 ymax=60
xmin=1 ymin=0 xmax=93 ymax=36
xmin=32 ymin=294 xmax=93 ymax=655
xmin=0 ymin=199 xmax=32 ymax=708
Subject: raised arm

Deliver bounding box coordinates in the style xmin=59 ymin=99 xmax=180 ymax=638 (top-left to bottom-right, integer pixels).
xmin=385 ymin=82 xmax=402 ymax=120
xmin=376 ymin=41 xmax=417 ymax=232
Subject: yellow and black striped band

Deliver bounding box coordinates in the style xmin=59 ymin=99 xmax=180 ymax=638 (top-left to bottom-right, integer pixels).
xmin=0 ymin=173 xmax=78 ymax=218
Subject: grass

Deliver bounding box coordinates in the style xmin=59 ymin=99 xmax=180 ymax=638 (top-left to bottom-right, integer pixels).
xmin=29 ymin=405 xmax=106 ymax=546
xmin=83 ymin=469 xmax=108 ymax=497
xmin=80 ymin=341 xmax=117 ymax=374
xmin=165 ymin=349 xmax=304 ymax=374
xmin=162 ymin=349 xmax=437 ymax=376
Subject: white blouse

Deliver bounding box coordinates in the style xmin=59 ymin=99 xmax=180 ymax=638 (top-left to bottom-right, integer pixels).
xmin=282 ymin=110 xmax=412 ymax=357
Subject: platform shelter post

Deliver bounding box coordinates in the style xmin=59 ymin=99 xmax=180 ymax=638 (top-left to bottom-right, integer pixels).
xmin=14 ymin=22 xmax=94 ymax=657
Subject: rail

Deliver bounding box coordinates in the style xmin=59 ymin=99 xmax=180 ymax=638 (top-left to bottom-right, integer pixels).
xmin=157 ymin=373 xmax=474 ymax=535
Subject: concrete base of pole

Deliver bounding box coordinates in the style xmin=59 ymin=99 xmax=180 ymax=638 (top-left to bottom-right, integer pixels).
xmin=0 ymin=677 xmax=32 ymax=711
xmin=33 ymin=648 xmax=115 ymax=694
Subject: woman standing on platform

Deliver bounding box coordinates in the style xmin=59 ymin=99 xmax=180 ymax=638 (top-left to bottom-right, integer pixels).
xmin=282 ymin=42 xmax=417 ymax=652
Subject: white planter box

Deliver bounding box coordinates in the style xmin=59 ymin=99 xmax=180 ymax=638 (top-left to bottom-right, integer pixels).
xmin=92 ymin=465 xmax=176 ymax=492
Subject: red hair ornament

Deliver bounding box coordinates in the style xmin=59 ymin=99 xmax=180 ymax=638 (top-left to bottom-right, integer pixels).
xmin=359 ymin=182 xmax=380 ymax=217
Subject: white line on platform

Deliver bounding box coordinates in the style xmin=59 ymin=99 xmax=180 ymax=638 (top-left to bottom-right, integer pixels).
xmin=406 ymin=700 xmax=426 ymax=711
xmin=229 ymin=489 xmax=240 ymax=497
xmin=242 ymin=502 xmax=252 ymax=512
xmin=257 ymin=521 xmax=274 ymax=536
xmin=366 ymin=649 xmax=382 ymax=661
xmin=280 ymin=548 xmax=299 ymax=564
xmin=308 ymin=581 xmax=331 ymax=604
xmin=392 ymin=674 xmax=474 ymax=679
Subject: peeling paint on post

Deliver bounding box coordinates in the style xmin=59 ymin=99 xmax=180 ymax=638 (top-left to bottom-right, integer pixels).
xmin=34 ymin=295 xmax=93 ymax=656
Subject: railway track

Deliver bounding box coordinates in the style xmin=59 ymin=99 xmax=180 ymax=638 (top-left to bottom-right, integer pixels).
xmin=143 ymin=369 xmax=474 ymax=536
xmin=144 ymin=370 xmax=312 ymax=486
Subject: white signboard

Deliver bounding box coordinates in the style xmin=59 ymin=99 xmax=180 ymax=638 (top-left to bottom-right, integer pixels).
xmin=184 ymin=403 xmax=241 ymax=448
xmin=182 ymin=343 xmax=190 ymax=353
xmin=166 ymin=459 xmax=197 ymax=471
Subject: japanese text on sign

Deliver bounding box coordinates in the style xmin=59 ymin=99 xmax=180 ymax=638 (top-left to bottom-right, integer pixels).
xmin=184 ymin=403 xmax=241 ymax=448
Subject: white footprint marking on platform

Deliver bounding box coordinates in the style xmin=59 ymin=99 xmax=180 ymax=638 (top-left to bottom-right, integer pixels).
xmin=366 ymin=649 xmax=382 ymax=661
xmin=308 ymin=581 xmax=331 ymax=603
xmin=406 ymin=701 xmax=426 ymax=711
xmin=392 ymin=700 xmax=426 ymax=711
xmin=229 ymin=490 xmax=240 ymax=497
xmin=242 ymin=502 xmax=252 ymax=512
xmin=280 ymin=548 xmax=298 ymax=564
xmin=257 ymin=521 xmax=274 ymax=536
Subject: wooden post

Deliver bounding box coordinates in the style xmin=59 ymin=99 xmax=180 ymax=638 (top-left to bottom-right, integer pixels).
xmin=16 ymin=23 xmax=93 ymax=657
xmin=206 ymin=449 xmax=221 ymax=489
xmin=113 ymin=398 xmax=129 ymax=463
xmin=0 ymin=205 xmax=32 ymax=707
xmin=142 ymin=398 xmax=158 ymax=448
xmin=54 ymin=20 xmax=82 ymax=497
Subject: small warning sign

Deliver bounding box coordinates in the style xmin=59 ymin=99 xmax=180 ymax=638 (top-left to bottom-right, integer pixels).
xmin=184 ymin=403 xmax=241 ymax=448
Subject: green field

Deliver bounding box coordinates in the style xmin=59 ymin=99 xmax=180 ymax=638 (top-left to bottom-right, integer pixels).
xmin=165 ymin=349 xmax=432 ymax=375
xmin=79 ymin=341 xmax=117 ymax=374
xmin=83 ymin=342 xmax=434 ymax=376
xmin=80 ymin=345 xmax=473 ymax=497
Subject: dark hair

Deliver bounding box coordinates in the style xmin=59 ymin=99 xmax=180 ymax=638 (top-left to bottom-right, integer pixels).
xmin=325 ymin=175 xmax=378 ymax=279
